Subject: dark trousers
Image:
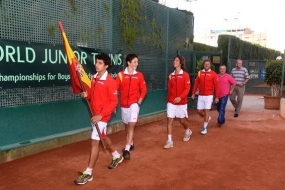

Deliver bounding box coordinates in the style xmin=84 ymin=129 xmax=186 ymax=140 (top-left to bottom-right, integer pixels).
xmin=217 ymin=95 xmax=228 ymax=124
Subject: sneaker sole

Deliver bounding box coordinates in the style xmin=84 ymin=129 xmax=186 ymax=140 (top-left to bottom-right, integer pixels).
xmin=183 ymin=131 xmax=192 ymax=141
xmin=201 ymin=128 xmax=207 ymax=135
xmin=118 ymin=157 xmax=124 ymax=163
xmin=108 ymin=157 xmax=124 ymax=169
xmin=164 ymin=145 xmax=173 ymax=149
xmin=74 ymin=176 xmax=93 ymax=185
xmin=201 ymin=120 xmax=208 ymax=135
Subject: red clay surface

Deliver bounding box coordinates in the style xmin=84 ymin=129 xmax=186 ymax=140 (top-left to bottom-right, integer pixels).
xmin=1 ymin=96 xmax=285 ymax=190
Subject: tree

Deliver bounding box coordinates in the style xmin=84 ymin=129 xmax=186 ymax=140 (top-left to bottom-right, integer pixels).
xmin=152 ymin=0 xmax=159 ymax=2
xmin=264 ymin=60 xmax=283 ymax=96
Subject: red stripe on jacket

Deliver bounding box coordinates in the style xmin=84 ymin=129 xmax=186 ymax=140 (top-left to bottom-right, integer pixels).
xmin=116 ymin=70 xmax=147 ymax=108
xmin=192 ymin=70 xmax=220 ymax=97
xmin=167 ymin=70 xmax=190 ymax=105
xmin=87 ymin=72 xmax=118 ymax=123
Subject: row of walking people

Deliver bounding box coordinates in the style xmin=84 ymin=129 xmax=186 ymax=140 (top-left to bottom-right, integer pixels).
xmin=74 ymin=53 xmax=249 ymax=185
xmin=164 ymin=57 xmax=249 ymax=148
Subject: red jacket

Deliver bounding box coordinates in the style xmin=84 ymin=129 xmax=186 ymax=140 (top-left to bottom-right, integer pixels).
xmin=87 ymin=71 xmax=118 ymax=123
xmin=167 ymin=70 xmax=190 ymax=105
xmin=192 ymin=69 xmax=220 ymax=97
xmin=116 ymin=69 xmax=147 ymax=108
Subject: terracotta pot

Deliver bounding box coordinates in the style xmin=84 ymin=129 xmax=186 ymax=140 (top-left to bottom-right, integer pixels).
xmin=264 ymin=96 xmax=280 ymax=110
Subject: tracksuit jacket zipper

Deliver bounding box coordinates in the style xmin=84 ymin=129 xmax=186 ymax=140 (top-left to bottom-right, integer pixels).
xmin=175 ymin=75 xmax=178 ymax=97
xmin=204 ymin=72 xmax=206 ymax=94
xmin=127 ymin=75 xmax=132 ymax=107
xmin=93 ymin=78 xmax=98 ymax=112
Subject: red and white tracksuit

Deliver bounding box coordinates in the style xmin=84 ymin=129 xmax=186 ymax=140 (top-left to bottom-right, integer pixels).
xmin=116 ymin=68 xmax=147 ymax=108
xmin=167 ymin=70 xmax=191 ymax=105
xmin=87 ymin=71 xmax=118 ymax=123
xmin=192 ymin=69 xmax=220 ymax=97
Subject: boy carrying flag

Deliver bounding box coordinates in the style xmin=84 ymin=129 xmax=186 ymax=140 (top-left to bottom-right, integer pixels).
xmin=74 ymin=53 xmax=124 ymax=185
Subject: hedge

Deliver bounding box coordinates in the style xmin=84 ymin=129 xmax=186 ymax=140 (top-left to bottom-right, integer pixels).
xmin=217 ymin=35 xmax=281 ymax=65
xmin=193 ymin=42 xmax=218 ymax=52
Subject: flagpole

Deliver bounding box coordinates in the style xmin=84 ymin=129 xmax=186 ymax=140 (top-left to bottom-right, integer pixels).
xmin=76 ymin=70 xmax=106 ymax=149
xmin=58 ymin=21 xmax=106 ymax=149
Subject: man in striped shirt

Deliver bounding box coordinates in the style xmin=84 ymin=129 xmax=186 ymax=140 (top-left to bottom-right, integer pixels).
xmin=230 ymin=59 xmax=250 ymax=117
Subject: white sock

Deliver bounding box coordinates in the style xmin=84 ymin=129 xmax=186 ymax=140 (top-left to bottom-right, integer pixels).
xmin=185 ymin=129 xmax=191 ymax=135
xmin=131 ymin=141 xmax=134 ymax=146
xmin=112 ymin=151 xmax=120 ymax=158
xmin=124 ymin=145 xmax=131 ymax=151
xmin=85 ymin=167 xmax=92 ymax=175
xmin=203 ymin=116 xmax=211 ymax=128
xmin=168 ymin=135 xmax=172 ymax=142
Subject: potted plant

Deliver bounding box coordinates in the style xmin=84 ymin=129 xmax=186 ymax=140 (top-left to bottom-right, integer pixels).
xmin=263 ymin=59 xmax=283 ymax=109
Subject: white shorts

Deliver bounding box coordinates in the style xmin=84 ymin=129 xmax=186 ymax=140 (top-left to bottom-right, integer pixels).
xmin=167 ymin=103 xmax=188 ymax=118
xmin=197 ymin=95 xmax=213 ymax=110
xmin=91 ymin=121 xmax=107 ymax=141
xmin=121 ymin=103 xmax=140 ymax=124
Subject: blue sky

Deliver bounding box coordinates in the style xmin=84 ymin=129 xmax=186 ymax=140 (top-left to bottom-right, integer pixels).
xmin=160 ymin=0 xmax=285 ymax=52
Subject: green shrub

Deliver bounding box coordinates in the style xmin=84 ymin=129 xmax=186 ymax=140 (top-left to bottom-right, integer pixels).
xmin=193 ymin=42 xmax=218 ymax=52
xmin=196 ymin=58 xmax=215 ymax=73
xmin=264 ymin=60 xmax=283 ymax=96
xmin=217 ymin=35 xmax=281 ymax=65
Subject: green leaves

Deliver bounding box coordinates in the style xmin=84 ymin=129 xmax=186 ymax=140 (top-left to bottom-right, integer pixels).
xmin=217 ymin=35 xmax=281 ymax=65
xmin=120 ymin=0 xmax=164 ymax=51
xmin=120 ymin=0 xmax=142 ymax=51
xmin=264 ymin=60 xmax=283 ymax=86
xmin=193 ymin=42 xmax=218 ymax=51
xmin=196 ymin=58 xmax=215 ymax=73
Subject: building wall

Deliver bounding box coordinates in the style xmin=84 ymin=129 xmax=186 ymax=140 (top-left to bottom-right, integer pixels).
xmin=198 ymin=28 xmax=267 ymax=47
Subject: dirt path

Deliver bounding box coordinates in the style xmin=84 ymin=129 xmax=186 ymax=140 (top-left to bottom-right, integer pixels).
xmin=0 ymin=96 xmax=285 ymax=190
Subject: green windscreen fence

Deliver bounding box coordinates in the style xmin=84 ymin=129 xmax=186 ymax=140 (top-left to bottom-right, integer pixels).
xmin=0 ymin=0 xmax=111 ymax=107
xmin=0 ymin=0 xmax=194 ymax=149
xmin=228 ymin=59 xmax=268 ymax=94
xmin=224 ymin=36 xmax=281 ymax=95
xmin=0 ymin=0 xmax=194 ymax=107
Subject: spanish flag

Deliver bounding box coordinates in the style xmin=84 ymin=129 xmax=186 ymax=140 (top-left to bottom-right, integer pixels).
xmin=58 ymin=21 xmax=91 ymax=94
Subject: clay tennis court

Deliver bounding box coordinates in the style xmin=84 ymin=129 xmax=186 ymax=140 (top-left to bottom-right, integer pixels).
xmin=0 ymin=95 xmax=284 ymax=190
